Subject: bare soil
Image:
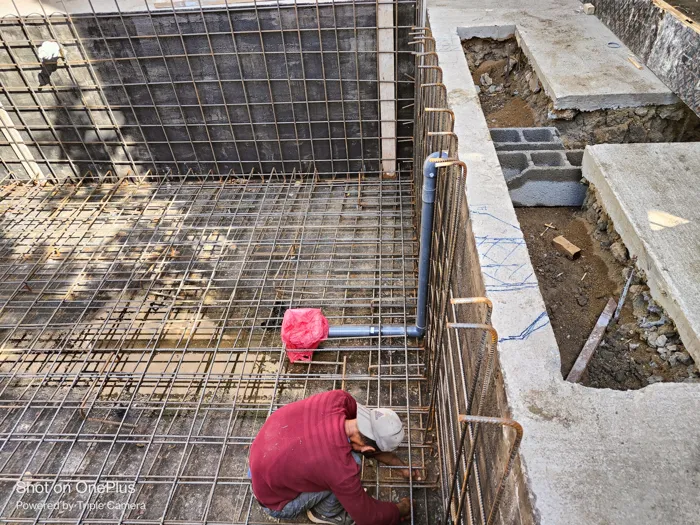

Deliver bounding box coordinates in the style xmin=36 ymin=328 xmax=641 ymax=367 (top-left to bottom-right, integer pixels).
xmin=516 ymin=207 xmax=623 ymax=378
xmin=467 ymin=42 xmax=537 ymax=129
xmin=484 ymin=97 xmax=535 ymax=128
xmin=516 ymin=206 xmax=698 ymax=389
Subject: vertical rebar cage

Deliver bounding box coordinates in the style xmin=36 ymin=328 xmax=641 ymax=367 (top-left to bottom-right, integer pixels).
xmin=411 ymin=20 xmax=524 ymax=525
xmin=0 ymin=1 xmax=521 ymax=525
xmin=0 ymin=0 xmax=416 ymax=180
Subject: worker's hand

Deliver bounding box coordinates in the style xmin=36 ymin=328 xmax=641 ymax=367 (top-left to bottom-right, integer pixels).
xmin=401 ymin=466 xmax=424 ymax=482
xmin=397 ymin=497 xmax=412 ymax=519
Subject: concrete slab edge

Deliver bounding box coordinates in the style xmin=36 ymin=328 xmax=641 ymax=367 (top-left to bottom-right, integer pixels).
xmin=515 ymin=29 xmax=678 ymax=110
xmin=455 ymin=23 xmax=677 ymax=111
xmin=582 ymin=147 xmax=700 ymax=362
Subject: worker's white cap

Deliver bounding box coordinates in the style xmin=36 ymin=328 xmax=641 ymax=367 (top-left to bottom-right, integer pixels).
xmin=356 ymin=404 xmax=404 ymax=452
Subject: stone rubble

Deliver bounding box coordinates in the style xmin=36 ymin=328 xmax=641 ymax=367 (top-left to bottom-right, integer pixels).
xmin=582 ymin=188 xmax=698 ymax=387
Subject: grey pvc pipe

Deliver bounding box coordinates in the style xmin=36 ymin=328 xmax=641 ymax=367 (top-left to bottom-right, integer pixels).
xmin=327 ymin=152 xmax=447 ymax=339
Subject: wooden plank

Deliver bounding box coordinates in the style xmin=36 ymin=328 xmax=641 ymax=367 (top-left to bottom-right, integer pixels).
xmin=627 ymin=56 xmax=644 ymax=69
xmin=566 ymin=298 xmax=617 ymax=383
xmin=377 ymin=1 xmax=396 ymax=177
xmin=552 ymin=235 xmax=581 ymax=260
xmin=652 ymin=0 xmax=700 ymax=35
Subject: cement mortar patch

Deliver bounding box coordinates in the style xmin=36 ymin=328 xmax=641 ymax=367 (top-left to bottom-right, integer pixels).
xmin=431 ymin=2 xmax=700 ymax=524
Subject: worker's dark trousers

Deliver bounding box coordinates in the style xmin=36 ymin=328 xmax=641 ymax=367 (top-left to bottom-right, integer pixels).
xmin=260 ymin=452 xmax=362 ymax=519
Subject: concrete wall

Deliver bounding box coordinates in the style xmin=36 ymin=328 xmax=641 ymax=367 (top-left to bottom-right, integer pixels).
xmin=431 ymin=2 xmax=700 ymax=524
xmin=0 ymin=1 xmax=416 ymax=180
xmin=589 ymin=0 xmax=699 ymax=117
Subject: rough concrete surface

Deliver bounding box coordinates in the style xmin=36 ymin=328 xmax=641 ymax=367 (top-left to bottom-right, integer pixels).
xmin=583 ymin=143 xmax=700 ymax=363
xmin=432 ymin=0 xmax=677 ymax=110
xmin=590 ymin=0 xmax=700 ymax=116
xmin=431 ymin=0 xmax=700 ymax=523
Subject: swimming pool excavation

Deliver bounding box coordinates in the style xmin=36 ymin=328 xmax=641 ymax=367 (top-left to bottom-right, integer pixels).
xmin=0 ymin=2 xmax=522 ymax=525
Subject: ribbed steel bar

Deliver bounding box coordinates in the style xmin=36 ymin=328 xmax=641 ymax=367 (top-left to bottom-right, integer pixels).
xmin=412 ymin=27 xmax=523 ymax=525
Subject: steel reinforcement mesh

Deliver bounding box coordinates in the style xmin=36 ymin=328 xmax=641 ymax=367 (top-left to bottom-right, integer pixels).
xmin=0 ymin=0 xmax=525 ymax=521
xmin=0 ymin=0 xmax=416 ymax=180
xmin=0 ymin=171 xmax=443 ymax=524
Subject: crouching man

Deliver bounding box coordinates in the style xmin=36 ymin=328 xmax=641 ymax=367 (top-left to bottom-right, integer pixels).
xmin=249 ymin=390 xmax=416 ymax=525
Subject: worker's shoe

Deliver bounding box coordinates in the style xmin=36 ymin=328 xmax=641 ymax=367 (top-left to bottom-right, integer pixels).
xmin=306 ymin=508 xmax=354 ymax=525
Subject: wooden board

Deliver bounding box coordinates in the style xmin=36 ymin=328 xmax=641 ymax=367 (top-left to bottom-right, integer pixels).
xmin=566 ymin=297 xmax=617 ymax=383
xmin=652 ymin=0 xmax=700 ymax=34
xmin=552 ymin=235 xmax=581 ymax=260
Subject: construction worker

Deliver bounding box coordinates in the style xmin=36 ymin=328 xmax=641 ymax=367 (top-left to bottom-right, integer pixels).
xmin=249 ymin=390 xmax=418 ymax=525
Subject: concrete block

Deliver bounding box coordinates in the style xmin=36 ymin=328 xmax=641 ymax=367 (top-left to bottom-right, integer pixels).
xmin=497 ymin=148 xmax=586 ymax=206
xmin=490 ymin=127 xmax=565 ymax=151
xmin=582 ymin=3 xmax=595 ymax=15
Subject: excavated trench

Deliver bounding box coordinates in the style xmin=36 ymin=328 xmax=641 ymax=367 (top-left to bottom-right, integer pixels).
xmin=463 ymin=37 xmax=700 ymax=148
xmin=463 ymin=37 xmax=699 ymax=390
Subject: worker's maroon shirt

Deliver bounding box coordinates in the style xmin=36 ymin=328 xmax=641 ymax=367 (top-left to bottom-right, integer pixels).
xmin=249 ymin=390 xmax=400 ymax=525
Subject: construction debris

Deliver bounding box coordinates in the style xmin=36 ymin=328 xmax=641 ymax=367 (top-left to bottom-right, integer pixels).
xmin=540 ymin=222 xmax=557 ymax=236
xmin=627 ymin=56 xmax=644 ymax=70
xmin=614 ymin=268 xmax=635 ymax=320
xmin=552 ymin=235 xmax=581 ymax=259
xmin=582 ymin=3 xmax=595 ymax=15
xmin=581 ymin=189 xmax=697 ymax=388
xmin=566 ymin=297 xmax=617 ymax=382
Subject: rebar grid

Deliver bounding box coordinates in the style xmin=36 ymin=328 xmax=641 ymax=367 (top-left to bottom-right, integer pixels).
xmin=410 ymin=21 xmax=522 ymax=525
xmin=0 ymin=2 xmax=524 ymax=523
xmin=0 ymin=170 xmax=443 ymax=525
xmin=0 ymin=0 xmax=416 ymax=180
